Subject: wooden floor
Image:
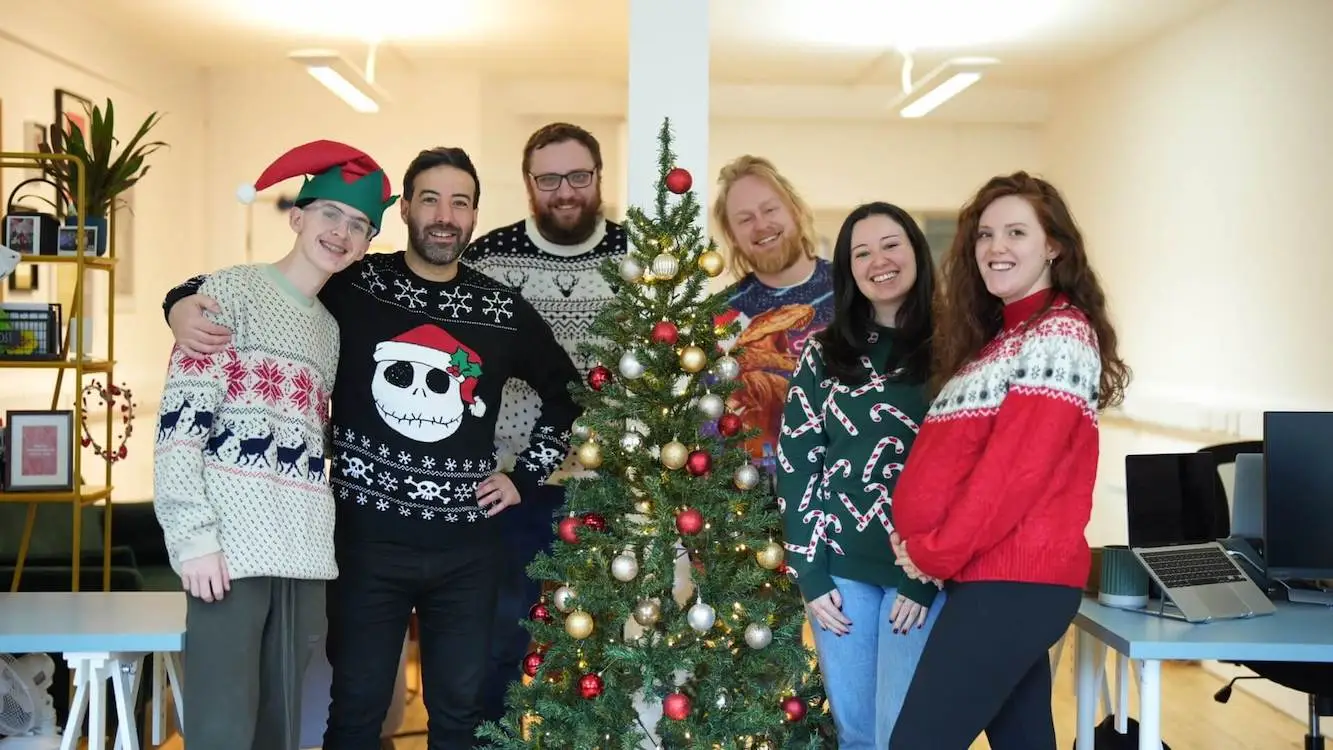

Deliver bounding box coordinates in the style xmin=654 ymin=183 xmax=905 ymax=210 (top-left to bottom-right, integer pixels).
xmin=154 ymin=628 xmax=1307 ymax=749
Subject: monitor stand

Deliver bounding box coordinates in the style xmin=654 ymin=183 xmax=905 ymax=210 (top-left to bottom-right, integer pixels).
xmin=1278 ymin=579 xmax=1333 ymax=606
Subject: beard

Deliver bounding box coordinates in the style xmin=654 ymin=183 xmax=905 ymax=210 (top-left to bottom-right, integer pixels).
xmin=407 ymin=217 xmax=470 ymax=266
xmin=744 ymin=231 xmax=806 ymax=275
xmin=530 ymin=190 xmax=602 ymax=245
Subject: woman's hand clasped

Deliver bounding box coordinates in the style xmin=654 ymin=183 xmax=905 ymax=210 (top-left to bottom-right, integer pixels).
xmin=806 ymin=589 xmax=852 ymax=636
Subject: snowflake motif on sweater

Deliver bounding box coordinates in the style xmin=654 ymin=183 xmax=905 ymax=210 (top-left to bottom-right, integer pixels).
xmin=463 ymin=217 xmax=624 ymax=468
xmin=153 ymin=263 xmax=339 ymax=581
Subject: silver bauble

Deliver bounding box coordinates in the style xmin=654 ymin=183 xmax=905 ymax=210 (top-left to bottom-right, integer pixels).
xmin=687 ymin=601 xmax=716 ymax=633
xmin=650 ymin=253 xmax=679 ymax=280
xmin=619 ymin=432 xmax=644 ymax=452
xmin=619 ymin=256 xmax=645 ymax=283
xmin=633 ymin=599 xmax=661 ymax=627
xmin=552 ymin=585 xmax=577 ymax=613
xmin=611 ymin=553 xmax=639 ymax=582
xmin=744 ymin=622 xmax=773 ymax=649
xmin=712 ymin=355 xmax=741 ymax=382
xmin=618 ymin=351 xmax=646 ymax=380
xmin=697 ymin=393 xmax=725 ymax=420
xmin=733 ymin=463 xmax=760 ymax=491
xmin=572 ymin=419 xmax=592 ymax=440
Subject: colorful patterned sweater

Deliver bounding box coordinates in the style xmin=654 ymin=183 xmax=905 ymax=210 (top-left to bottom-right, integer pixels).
xmin=892 ymin=290 xmax=1101 ymax=587
xmin=153 ymin=263 xmax=339 ymax=581
xmin=775 ymin=327 xmax=937 ymax=606
xmin=163 ymin=253 xmax=582 ymax=551
xmin=719 ymin=259 xmax=834 ymax=475
xmin=462 ymin=217 xmax=624 ymax=473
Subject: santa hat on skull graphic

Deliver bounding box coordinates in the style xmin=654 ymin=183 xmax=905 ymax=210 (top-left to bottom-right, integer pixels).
xmin=373 ymin=325 xmax=486 ymax=417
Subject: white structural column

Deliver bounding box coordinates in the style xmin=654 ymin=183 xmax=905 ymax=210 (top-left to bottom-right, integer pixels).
xmin=627 ymin=0 xmax=710 ymax=221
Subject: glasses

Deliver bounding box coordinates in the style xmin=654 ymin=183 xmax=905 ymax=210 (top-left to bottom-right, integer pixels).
xmin=307 ymin=203 xmax=374 ymax=241
xmin=530 ymin=169 xmax=596 ymax=192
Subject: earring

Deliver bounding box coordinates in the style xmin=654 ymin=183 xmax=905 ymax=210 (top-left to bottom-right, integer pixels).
xmin=1045 ymin=257 xmax=1053 ymax=266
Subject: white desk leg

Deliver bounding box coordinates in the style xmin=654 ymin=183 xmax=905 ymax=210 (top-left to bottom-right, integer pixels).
xmin=1115 ymin=654 xmax=1131 ymax=734
xmin=1137 ymin=659 xmax=1162 ymax=750
xmin=166 ymin=651 xmax=185 ymax=739
xmin=152 ymin=653 xmax=166 ymax=745
xmin=62 ymin=653 xmax=110 ymax=750
xmin=1074 ymin=628 xmax=1099 ymax=750
xmin=59 ymin=660 xmax=89 ymax=750
xmin=109 ymin=653 xmax=144 ymax=750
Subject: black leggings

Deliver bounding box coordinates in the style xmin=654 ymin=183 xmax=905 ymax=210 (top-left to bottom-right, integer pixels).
xmin=888 ymin=581 xmax=1082 ymax=750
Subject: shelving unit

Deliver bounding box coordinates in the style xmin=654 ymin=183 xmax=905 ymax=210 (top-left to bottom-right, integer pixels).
xmin=1 ymin=150 xmax=119 ymax=592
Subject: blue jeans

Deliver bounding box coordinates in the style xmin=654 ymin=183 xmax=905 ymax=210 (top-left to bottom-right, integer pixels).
xmin=809 ymin=576 xmax=946 ymax=749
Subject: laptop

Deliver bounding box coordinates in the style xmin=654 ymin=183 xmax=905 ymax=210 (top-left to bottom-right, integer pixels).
xmin=1124 ymin=453 xmax=1276 ymax=623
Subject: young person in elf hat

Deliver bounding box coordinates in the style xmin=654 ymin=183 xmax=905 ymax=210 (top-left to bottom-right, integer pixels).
xmin=775 ymin=202 xmax=943 ymax=749
xmin=887 ymin=172 xmax=1130 ymax=750
xmin=153 ymin=139 xmax=396 ymax=750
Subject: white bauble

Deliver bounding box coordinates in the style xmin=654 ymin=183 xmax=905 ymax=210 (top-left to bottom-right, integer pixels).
xmin=618 ymin=351 xmax=646 ymax=380
xmin=697 ymin=393 xmax=725 ymax=420
xmin=744 ymin=622 xmax=773 ymax=649
xmin=619 ymin=256 xmax=645 ymax=283
xmin=650 ymin=253 xmax=679 ymax=280
xmin=713 ymin=355 xmax=741 ymax=382
xmin=687 ymin=601 xmax=716 ymax=633
xmin=552 ymin=585 xmax=577 ymax=613
xmin=733 ymin=464 xmax=760 ymax=491
xmin=611 ymin=553 xmax=639 ymax=582
xmin=619 ymin=432 xmax=644 ymax=452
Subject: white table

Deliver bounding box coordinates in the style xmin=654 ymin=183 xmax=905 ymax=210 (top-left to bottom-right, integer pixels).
xmin=1073 ymin=596 xmax=1333 ymax=750
xmin=0 ymin=591 xmax=185 ymax=750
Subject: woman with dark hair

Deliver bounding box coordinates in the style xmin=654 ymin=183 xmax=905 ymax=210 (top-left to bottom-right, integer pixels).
xmin=776 ymin=202 xmax=943 ymax=748
xmin=887 ymin=171 xmax=1130 ymax=750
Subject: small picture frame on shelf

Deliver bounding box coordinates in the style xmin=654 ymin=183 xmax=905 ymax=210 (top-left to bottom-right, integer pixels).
xmin=2 ymin=409 xmax=74 ymax=492
xmin=4 ymin=214 xmax=39 ymax=255
xmin=56 ymin=224 xmax=98 ymax=257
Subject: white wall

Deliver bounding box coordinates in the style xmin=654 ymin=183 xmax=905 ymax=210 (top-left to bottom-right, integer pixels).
xmin=1046 ymin=0 xmax=1333 ymax=723
xmin=0 ymin=6 xmax=209 ymax=502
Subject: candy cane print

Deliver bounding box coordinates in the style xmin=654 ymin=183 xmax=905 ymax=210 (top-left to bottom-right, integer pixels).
xmin=881 ymin=462 xmax=905 ymax=480
xmin=797 ymin=473 xmax=819 ymax=512
xmin=822 ymin=386 xmax=858 ymax=435
xmin=857 ymin=483 xmax=895 ymax=533
xmin=822 ymin=458 xmax=852 ymax=487
xmin=776 ymin=440 xmax=796 ymax=473
xmin=869 ymin=402 xmax=920 ymax=433
xmin=783 ymin=386 xmax=822 ymax=438
xmin=861 ymin=435 xmax=905 ymax=481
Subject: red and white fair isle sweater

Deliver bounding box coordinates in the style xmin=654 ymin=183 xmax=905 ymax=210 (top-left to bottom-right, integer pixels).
xmin=892 ymin=290 xmax=1101 ymax=588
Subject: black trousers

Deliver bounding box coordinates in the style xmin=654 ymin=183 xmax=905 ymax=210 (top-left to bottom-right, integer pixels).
xmin=888 ymin=581 xmax=1082 ymax=750
xmin=323 ymin=539 xmax=503 ymax=750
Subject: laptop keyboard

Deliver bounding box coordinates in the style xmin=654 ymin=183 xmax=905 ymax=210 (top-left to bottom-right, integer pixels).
xmin=1139 ymin=547 xmax=1246 ymax=588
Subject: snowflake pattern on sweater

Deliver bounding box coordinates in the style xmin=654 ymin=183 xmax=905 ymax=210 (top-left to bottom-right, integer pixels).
xmin=462 ymin=217 xmax=624 ymax=468
xmin=153 ymin=263 xmax=339 ymax=581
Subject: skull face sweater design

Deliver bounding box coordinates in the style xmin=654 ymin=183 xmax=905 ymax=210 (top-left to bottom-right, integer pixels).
xmin=153 ymin=263 xmax=340 ymax=581
xmin=775 ymin=327 xmax=938 ymax=607
xmin=162 ymin=252 xmax=583 ymax=551
xmin=891 ymin=290 xmax=1102 ymax=587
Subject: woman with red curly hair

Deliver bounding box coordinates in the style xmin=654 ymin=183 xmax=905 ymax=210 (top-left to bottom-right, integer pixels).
xmin=887 ymin=172 xmax=1130 ymax=750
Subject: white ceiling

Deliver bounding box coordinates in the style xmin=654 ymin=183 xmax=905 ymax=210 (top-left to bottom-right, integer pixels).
xmin=80 ymin=0 xmax=1225 ymax=86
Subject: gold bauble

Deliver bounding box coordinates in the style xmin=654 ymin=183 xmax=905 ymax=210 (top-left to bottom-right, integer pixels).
xmin=698 ymin=250 xmax=725 ymax=278
xmin=661 ymin=440 xmax=689 ymax=470
xmin=576 ymin=442 xmax=602 ymax=469
xmin=565 ymin=610 xmax=595 ymax=639
xmin=679 ymin=346 xmax=707 ymax=373
xmin=756 ymin=541 xmax=784 ymax=571
xmin=633 ymin=599 xmax=661 ymax=627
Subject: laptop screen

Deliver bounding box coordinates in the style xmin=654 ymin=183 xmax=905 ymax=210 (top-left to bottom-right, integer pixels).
xmin=1125 ymin=452 xmax=1223 ymax=547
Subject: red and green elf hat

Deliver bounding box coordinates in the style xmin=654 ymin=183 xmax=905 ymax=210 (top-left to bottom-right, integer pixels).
xmin=236 ymin=139 xmax=398 ymax=229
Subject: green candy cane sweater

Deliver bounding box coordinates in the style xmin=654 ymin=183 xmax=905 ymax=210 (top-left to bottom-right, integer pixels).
xmin=775 ymin=325 xmax=937 ymax=606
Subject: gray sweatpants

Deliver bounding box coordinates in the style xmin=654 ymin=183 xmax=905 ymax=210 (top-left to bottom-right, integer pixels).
xmin=182 ymin=576 xmax=326 ymax=750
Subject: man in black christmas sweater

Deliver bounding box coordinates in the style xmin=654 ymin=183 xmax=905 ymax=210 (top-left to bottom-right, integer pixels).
xmin=460 ymin=122 xmax=625 ymax=723
xmin=161 ymin=147 xmax=581 ymax=749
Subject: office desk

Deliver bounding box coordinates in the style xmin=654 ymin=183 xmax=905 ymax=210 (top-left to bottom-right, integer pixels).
xmin=0 ymin=591 xmax=186 ymax=750
xmin=1073 ymin=597 xmax=1333 ymax=750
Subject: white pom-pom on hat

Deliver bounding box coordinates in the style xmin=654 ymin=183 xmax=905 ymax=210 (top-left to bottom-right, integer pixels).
xmin=236 ymin=183 xmax=257 ymax=204
xmin=469 ymin=397 xmax=487 ymax=418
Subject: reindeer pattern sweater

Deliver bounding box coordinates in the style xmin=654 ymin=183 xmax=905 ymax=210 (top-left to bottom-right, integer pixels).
xmin=891 ymin=291 xmax=1102 ymax=587
xmin=153 ymin=263 xmax=340 ymax=581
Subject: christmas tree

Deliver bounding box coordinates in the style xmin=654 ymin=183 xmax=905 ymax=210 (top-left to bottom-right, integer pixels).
xmin=476 ymin=119 xmax=833 ymax=749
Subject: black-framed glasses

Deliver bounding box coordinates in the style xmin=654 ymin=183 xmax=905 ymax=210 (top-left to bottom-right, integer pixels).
xmin=530 ymin=169 xmax=596 ymax=192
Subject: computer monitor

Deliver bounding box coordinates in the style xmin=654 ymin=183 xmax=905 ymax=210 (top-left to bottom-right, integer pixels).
xmin=1261 ymin=411 xmax=1333 ymax=580
xmin=1124 ymin=452 xmax=1225 ymax=548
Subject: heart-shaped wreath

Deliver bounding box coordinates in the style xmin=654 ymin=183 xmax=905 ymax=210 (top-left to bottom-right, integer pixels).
xmin=80 ymin=380 xmax=136 ymax=463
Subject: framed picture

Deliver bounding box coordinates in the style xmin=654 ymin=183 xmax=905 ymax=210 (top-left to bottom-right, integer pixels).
xmin=4 ymin=215 xmax=38 ymax=255
xmin=56 ymin=224 xmax=97 ymax=256
xmin=2 ymin=409 xmax=74 ymax=492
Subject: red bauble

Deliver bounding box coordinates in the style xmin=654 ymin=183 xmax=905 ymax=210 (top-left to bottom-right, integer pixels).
xmin=665 ymin=168 xmax=692 ymax=195
xmin=529 ymin=603 xmax=553 ymax=623
xmin=650 ymin=320 xmax=680 ymax=345
xmin=587 ymin=365 xmax=613 ymax=391
xmin=781 ymin=696 xmax=808 ymax=722
xmin=675 ymin=507 xmax=704 ymax=536
xmin=685 ymin=450 xmax=712 ymax=476
xmin=716 ymin=413 xmax=743 ymax=437
xmin=577 ymin=672 xmax=604 ymax=699
xmin=558 ymin=516 xmax=585 ymax=544
xmin=522 ymin=651 xmax=544 ymax=678
xmin=581 ymin=512 xmax=607 ymax=533
xmin=663 ymin=692 xmax=692 ymax=720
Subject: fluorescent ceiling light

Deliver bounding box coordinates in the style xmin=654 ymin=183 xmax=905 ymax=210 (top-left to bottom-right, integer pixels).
xmin=895 ymin=57 xmax=995 ymax=118
xmin=289 ymin=49 xmax=388 ymax=113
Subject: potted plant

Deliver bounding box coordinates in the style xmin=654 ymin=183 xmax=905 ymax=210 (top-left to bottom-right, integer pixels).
xmin=39 ymin=98 xmax=167 ymax=256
